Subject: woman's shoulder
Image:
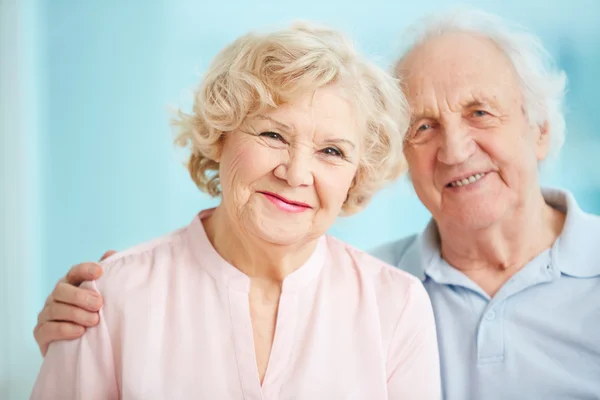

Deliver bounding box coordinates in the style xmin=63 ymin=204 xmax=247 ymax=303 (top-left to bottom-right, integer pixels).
xmin=103 ymin=226 xmax=187 ymax=266
xmin=322 ymin=235 xmax=433 ymax=339
xmin=89 ymin=225 xmax=191 ymax=294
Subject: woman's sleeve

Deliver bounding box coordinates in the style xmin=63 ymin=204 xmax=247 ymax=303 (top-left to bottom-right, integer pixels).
xmin=386 ymin=280 xmax=442 ymax=399
xmin=30 ymin=281 xmax=119 ymax=400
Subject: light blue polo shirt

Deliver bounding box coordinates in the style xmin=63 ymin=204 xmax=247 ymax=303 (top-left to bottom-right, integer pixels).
xmin=371 ymin=189 xmax=600 ymax=399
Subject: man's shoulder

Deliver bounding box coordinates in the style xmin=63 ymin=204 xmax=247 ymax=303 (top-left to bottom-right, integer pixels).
xmin=560 ymin=200 xmax=600 ymax=277
xmin=369 ymin=234 xmax=419 ymax=264
xmin=369 ymin=234 xmax=425 ymax=280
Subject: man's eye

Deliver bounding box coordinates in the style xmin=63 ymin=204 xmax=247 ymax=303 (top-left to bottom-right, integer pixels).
xmin=472 ymin=110 xmax=489 ymax=117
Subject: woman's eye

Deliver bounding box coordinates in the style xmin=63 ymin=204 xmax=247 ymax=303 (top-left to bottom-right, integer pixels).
xmin=472 ymin=110 xmax=489 ymax=117
xmin=259 ymin=131 xmax=285 ymax=142
xmin=416 ymin=123 xmax=431 ymax=132
xmin=321 ymin=147 xmax=343 ymax=157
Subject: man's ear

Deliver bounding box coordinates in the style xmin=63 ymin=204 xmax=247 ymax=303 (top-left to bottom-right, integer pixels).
xmin=535 ymin=121 xmax=551 ymax=161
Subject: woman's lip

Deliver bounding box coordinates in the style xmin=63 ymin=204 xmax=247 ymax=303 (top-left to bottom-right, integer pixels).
xmin=259 ymin=191 xmax=311 ymax=208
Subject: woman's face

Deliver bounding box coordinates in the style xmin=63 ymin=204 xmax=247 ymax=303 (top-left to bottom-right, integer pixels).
xmin=217 ymin=84 xmax=361 ymax=246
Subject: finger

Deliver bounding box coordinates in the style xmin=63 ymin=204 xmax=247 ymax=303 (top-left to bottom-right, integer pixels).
xmin=38 ymin=301 xmax=100 ymax=327
xmin=65 ymin=262 xmax=103 ymax=286
xmin=100 ymin=250 xmax=117 ymax=261
xmin=34 ymin=322 xmax=86 ymax=355
xmin=51 ymin=281 xmax=103 ymax=311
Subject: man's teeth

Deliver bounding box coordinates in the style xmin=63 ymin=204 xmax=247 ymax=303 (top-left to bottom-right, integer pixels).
xmin=450 ymin=173 xmax=485 ymax=187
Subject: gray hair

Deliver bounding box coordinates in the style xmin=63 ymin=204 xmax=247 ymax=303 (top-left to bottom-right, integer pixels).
xmin=394 ymin=6 xmax=568 ymax=158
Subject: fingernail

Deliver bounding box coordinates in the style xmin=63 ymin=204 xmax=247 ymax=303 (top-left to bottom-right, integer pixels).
xmin=87 ymin=265 xmax=99 ymax=275
xmin=73 ymin=326 xmax=85 ymax=335
xmin=87 ymin=313 xmax=98 ymax=324
xmin=87 ymin=295 xmax=101 ymax=308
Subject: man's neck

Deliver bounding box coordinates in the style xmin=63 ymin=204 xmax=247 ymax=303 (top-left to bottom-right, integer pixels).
xmin=437 ymin=190 xmax=566 ymax=296
xmin=203 ymin=206 xmax=318 ymax=283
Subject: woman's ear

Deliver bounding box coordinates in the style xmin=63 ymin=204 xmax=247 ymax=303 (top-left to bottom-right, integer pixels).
xmin=213 ymin=133 xmax=226 ymax=162
xmin=347 ymin=177 xmax=356 ymax=194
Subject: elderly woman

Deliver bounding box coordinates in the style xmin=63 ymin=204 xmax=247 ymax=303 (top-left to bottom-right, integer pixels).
xmin=31 ymin=23 xmax=440 ymax=399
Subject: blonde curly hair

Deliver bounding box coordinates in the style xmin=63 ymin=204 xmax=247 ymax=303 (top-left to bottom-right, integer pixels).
xmin=173 ymin=22 xmax=409 ymax=215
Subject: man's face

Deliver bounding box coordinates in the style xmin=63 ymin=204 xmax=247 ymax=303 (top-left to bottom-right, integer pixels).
xmin=399 ymin=32 xmax=551 ymax=231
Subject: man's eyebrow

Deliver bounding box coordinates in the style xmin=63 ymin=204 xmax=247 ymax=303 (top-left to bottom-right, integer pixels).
xmin=463 ymin=100 xmax=491 ymax=109
xmin=410 ymin=109 xmax=437 ymax=124
xmin=409 ymin=98 xmax=500 ymax=123
xmin=462 ymin=93 xmax=505 ymax=109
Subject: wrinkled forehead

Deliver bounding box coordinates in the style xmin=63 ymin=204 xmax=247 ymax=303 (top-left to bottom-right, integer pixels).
xmin=252 ymin=85 xmax=364 ymax=140
xmin=396 ymin=32 xmax=522 ymax=113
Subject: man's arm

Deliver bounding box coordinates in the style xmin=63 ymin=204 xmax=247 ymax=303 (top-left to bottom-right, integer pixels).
xmin=33 ymin=251 xmax=115 ymax=355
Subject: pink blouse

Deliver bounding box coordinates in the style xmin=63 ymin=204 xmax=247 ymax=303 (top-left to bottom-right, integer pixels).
xmin=32 ymin=210 xmax=440 ymax=399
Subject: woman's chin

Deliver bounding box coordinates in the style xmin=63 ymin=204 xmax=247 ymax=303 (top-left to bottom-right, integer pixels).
xmin=251 ymin=226 xmax=312 ymax=247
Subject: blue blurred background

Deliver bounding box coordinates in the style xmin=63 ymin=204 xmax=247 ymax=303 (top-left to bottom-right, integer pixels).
xmin=1 ymin=0 xmax=599 ymax=397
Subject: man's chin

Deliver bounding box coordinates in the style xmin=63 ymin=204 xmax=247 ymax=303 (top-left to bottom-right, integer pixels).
xmin=438 ymin=205 xmax=507 ymax=233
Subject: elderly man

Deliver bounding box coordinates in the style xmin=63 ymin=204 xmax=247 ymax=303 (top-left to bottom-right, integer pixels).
xmin=371 ymin=8 xmax=600 ymax=399
xmin=33 ymin=8 xmax=600 ymax=399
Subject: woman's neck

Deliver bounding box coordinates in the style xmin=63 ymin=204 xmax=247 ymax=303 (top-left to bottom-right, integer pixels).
xmin=203 ymin=205 xmax=318 ymax=282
